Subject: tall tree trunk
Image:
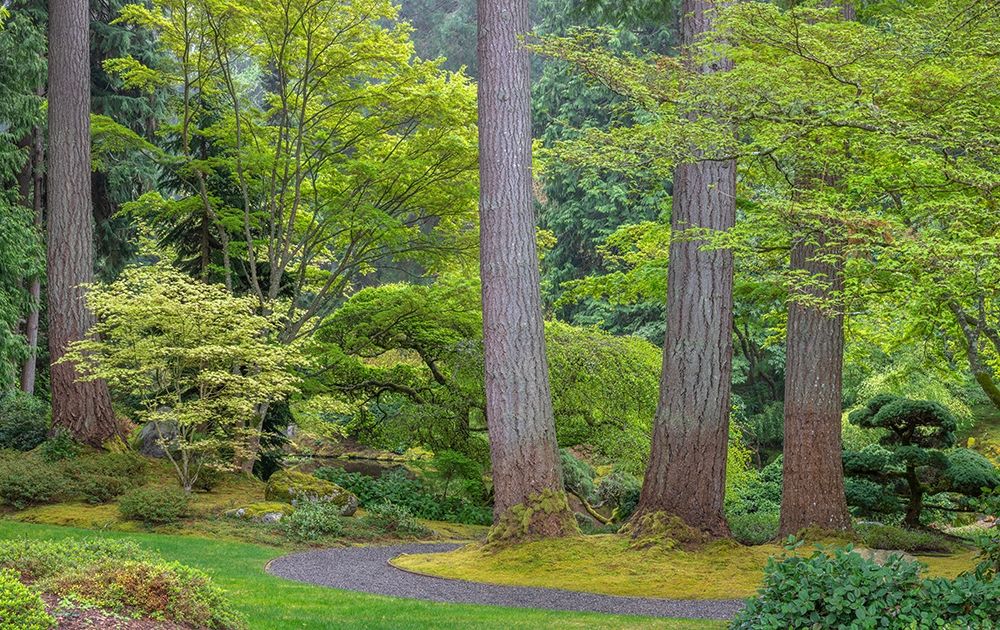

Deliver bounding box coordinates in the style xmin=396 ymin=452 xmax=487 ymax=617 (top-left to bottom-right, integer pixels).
xmin=20 ymin=126 xmax=44 ymax=395
xmin=632 ymin=0 xmax=736 ymax=538
xmin=779 ymin=2 xmax=856 ymax=537
xmin=779 ymin=234 xmax=852 ymax=536
xmin=477 ymin=0 xmax=575 ymax=540
xmin=47 ymin=0 xmax=118 ymax=446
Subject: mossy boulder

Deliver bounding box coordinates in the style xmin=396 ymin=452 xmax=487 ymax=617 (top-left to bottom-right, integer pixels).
xmin=225 ymin=501 xmax=295 ymax=523
xmin=265 ymin=470 xmax=358 ymax=516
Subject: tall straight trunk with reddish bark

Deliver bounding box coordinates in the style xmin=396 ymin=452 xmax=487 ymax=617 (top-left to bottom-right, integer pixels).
xmin=779 ymin=234 xmax=851 ymax=536
xmin=477 ymin=0 xmax=574 ymax=538
xmin=633 ymin=0 xmax=736 ymax=538
xmin=47 ymin=0 xmax=118 ymax=445
xmin=778 ymin=2 xmax=854 ymax=537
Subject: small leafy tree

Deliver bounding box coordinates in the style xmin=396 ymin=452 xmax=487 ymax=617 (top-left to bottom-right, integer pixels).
xmin=64 ymin=264 xmax=303 ymax=490
xmin=844 ymin=395 xmax=999 ymax=527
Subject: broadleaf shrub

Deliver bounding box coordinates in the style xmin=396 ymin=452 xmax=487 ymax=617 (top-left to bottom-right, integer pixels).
xmin=118 ymin=487 xmax=190 ymax=524
xmin=315 ymin=468 xmax=492 ymax=525
xmin=38 ymin=430 xmax=82 ymax=462
xmin=731 ymin=542 xmax=1000 ymax=629
xmin=0 ymin=568 xmax=54 ymax=630
xmin=0 ymin=392 xmax=48 ymax=452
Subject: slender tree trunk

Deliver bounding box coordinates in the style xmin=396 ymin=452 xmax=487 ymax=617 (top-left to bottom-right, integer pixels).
xmin=903 ymin=465 xmax=923 ymax=528
xmin=632 ymin=0 xmax=736 ymax=538
xmin=779 ymin=234 xmax=852 ymax=536
xmin=47 ymin=0 xmax=118 ymax=446
xmin=949 ymin=301 xmax=1000 ymax=411
xmin=21 ymin=125 xmax=44 ymax=395
xmin=477 ymin=0 xmax=575 ymax=540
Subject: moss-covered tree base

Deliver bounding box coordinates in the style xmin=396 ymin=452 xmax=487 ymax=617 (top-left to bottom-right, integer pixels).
xmin=487 ymin=489 xmax=579 ymax=544
xmin=620 ymin=511 xmax=713 ymax=551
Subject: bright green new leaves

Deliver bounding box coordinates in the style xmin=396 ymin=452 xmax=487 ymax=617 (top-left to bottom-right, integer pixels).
xmin=62 ymin=265 xmax=304 ymax=490
xmin=107 ymin=0 xmax=478 ymax=340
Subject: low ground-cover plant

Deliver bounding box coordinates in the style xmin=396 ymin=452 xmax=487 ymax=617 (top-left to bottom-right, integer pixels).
xmin=0 ymin=537 xmax=243 ymax=629
xmin=118 ymin=487 xmax=190 ymax=525
xmin=316 ymin=467 xmax=492 ymax=525
xmin=38 ymin=430 xmax=82 ymax=462
xmin=0 ymin=451 xmax=148 ymax=509
xmin=855 ymin=522 xmax=953 ymax=554
xmin=731 ymin=540 xmax=1000 ymax=629
xmin=0 ymin=568 xmax=54 ymax=630
xmin=0 ymin=392 xmax=49 ymax=452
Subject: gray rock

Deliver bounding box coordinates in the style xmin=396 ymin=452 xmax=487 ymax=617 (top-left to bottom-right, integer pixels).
xmin=261 ymin=512 xmax=285 ymax=523
xmin=138 ymin=420 xmax=178 ymax=458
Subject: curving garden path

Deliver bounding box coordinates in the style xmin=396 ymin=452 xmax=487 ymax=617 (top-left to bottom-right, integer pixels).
xmin=265 ymin=543 xmax=745 ymax=621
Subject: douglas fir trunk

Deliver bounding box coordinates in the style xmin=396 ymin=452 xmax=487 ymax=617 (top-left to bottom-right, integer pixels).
xmin=47 ymin=0 xmax=118 ymax=445
xmin=477 ymin=0 xmax=575 ymax=540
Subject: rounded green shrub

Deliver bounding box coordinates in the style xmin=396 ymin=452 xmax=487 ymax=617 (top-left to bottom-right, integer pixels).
xmin=559 ymin=449 xmax=596 ymax=501
xmin=0 ymin=457 xmax=66 ymax=509
xmin=0 ymin=392 xmax=49 ymax=452
xmin=729 ymin=512 xmax=779 ymax=546
xmin=37 ymin=430 xmax=82 ymax=462
xmin=118 ymin=487 xmax=190 ymax=524
xmin=944 ymin=448 xmax=1000 ymax=496
xmin=280 ymin=501 xmax=344 ymax=541
xmin=595 ymin=469 xmax=641 ymax=520
xmin=0 ymin=568 xmax=54 ymax=629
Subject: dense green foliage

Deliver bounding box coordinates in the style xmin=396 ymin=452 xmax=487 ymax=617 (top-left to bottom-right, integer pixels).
xmin=0 ymin=392 xmax=48 ymax=451
xmin=0 ymin=537 xmax=243 ymax=628
xmin=118 ymin=487 xmax=191 ymax=525
xmin=279 ymin=501 xmax=345 ymax=542
xmin=0 ymin=568 xmax=54 ymax=630
xmin=733 ymin=543 xmax=1000 ymax=629
xmin=315 ymin=468 xmax=492 ymax=526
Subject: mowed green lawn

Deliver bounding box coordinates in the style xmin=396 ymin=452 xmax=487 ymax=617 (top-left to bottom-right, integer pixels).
xmin=0 ymin=520 xmax=724 ymax=630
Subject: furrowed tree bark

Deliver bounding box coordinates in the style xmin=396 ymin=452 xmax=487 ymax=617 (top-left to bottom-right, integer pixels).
xmin=632 ymin=0 xmax=736 ymax=538
xmin=47 ymin=0 xmax=118 ymax=446
xmin=477 ymin=0 xmax=575 ymax=540
xmin=778 ymin=2 xmax=854 ymax=538
xmin=779 ymin=234 xmax=852 ymax=536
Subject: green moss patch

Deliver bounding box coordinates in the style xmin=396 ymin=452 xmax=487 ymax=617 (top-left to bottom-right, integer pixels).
xmin=264 ymin=471 xmax=358 ymax=516
xmin=486 ymin=489 xmax=578 ymax=543
xmin=392 ymin=534 xmax=978 ymax=600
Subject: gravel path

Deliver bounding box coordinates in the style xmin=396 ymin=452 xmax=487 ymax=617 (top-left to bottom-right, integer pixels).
xmin=266 ymin=543 xmax=745 ymax=620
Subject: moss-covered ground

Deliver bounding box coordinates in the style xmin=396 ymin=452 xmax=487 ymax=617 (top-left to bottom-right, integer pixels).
xmin=0 ymin=520 xmax=722 ymax=630
xmin=392 ymin=535 xmax=979 ymax=600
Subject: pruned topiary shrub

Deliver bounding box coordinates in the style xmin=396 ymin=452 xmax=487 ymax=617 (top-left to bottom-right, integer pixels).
xmin=729 ymin=512 xmax=779 ymax=546
xmin=118 ymin=487 xmax=190 ymax=525
xmin=0 ymin=568 xmax=54 ymax=630
xmin=844 ymin=395 xmax=999 ymax=527
xmin=0 ymin=392 xmax=49 ymax=452
xmin=855 ymin=522 xmax=953 ymax=554
xmin=265 ymin=470 xmax=358 ymax=515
